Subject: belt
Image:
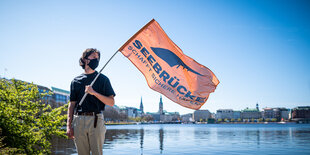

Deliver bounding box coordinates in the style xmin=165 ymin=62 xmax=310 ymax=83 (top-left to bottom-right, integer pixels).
xmin=76 ymin=112 xmax=101 ymax=128
xmin=76 ymin=112 xmax=99 ymax=116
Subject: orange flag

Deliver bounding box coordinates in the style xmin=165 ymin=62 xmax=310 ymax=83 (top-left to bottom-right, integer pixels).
xmin=119 ymin=19 xmax=219 ymax=110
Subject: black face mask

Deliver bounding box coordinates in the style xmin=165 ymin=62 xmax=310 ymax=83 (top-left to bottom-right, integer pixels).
xmin=87 ymin=58 xmax=99 ymax=70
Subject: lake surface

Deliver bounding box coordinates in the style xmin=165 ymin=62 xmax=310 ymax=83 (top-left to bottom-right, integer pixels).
xmin=52 ymin=123 xmax=310 ymax=155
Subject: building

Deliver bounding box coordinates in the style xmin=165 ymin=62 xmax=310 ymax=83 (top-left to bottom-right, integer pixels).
xmin=51 ymin=86 xmax=70 ymax=108
xmin=119 ymin=106 xmax=142 ymax=118
xmin=36 ymin=84 xmax=53 ymax=105
xmin=241 ymin=108 xmax=261 ymax=120
xmin=211 ymin=113 xmax=216 ymax=119
xmin=291 ymin=106 xmax=310 ymax=123
xmin=136 ymin=109 xmax=143 ymax=117
xmin=262 ymin=108 xmax=274 ymax=119
xmin=147 ymin=112 xmax=160 ymax=122
xmin=159 ymin=96 xmax=180 ymax=122
xmin=233 ymin=111 xmax=241 ymax=119
xmin=240 ymin=103 xmax=262 ymax=120
xmin=216 ymin=109 xmax=234 ymax=119
xmin=280 ymin=108 xmax=290 ymax=120
xmin=262 ymin=107 xmax=289 ymax=121
xmin=193 ymin=110 xmax=211 ymax=122
xmin=127 ymin=107 xmax=138 ymax=118
xmin=147 ymin=96 xmax=180 ymax=122
xmin=161 ymin=111 xmax=180 ymax=122
xmin=181 ymin=113 xmax=193 ymax=123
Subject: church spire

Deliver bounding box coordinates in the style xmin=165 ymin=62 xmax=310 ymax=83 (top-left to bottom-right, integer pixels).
xmin=159 ymin=95 xmax=163 ymax=115
xmin=140 ymin=96 xmax=144 ymax=113
xmin=256 ymin=102 xmax=259 ymax=111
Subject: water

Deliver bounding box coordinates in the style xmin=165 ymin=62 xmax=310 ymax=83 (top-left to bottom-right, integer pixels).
xmin=52 ymin=124 xmax=310 ymax=155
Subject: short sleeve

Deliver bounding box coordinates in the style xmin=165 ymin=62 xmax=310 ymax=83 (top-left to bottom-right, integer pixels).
xmin=70 ymin=80 xmax=78 ymax=101
xmin=104 ymin=77 xmax=116 ymax=97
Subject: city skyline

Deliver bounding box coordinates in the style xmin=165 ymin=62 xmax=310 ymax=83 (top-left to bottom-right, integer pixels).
xmin=125 ymin=95 xmax=299 ymax=114
xmin=106 ymin=92 xmax=299 ymax=114
xmin=1 ymin=0 xmax=309 ymax=115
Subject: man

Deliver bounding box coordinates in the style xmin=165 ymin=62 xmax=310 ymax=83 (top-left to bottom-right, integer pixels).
xmin=67 ymin=48 xmax=115 ymax=155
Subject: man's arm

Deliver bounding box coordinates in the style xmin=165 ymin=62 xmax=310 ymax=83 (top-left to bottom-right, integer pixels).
xmin=67 ymin=101 xmax=76 ymax=139
xmin=85 ymin=85 xmax=115 ymax=107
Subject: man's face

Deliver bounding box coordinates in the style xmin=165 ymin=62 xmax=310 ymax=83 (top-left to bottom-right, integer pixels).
xmin=85 ymin=52 xmax=99 ymax=67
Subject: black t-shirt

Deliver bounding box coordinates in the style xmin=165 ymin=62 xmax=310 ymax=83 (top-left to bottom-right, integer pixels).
xmin=70 ymin=71 xmax=115 ymax=113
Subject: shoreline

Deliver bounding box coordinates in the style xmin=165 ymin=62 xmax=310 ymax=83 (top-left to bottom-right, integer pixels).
xmin=105 ymin=121 xmax=304 ymax=125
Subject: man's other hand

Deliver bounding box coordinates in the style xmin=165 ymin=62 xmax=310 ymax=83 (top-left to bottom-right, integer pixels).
xmin=85 ymin=85 xmax=96 ymax=95
xmin=67 ymin=127 xmax=74 ymax=139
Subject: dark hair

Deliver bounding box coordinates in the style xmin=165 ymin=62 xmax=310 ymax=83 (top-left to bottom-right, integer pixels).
xmin=79 ymin=48 xmax=101 ymax=69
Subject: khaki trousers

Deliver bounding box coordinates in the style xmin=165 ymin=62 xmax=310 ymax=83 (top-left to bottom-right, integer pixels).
xmin=73 ymin=114 xmax=106 ymax=155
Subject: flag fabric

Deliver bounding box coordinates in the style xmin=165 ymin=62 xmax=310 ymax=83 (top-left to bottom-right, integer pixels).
xmin=119 ymin=19 xmax=219 ymax=110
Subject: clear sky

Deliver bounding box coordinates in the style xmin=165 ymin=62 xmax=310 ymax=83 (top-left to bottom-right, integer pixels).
xmin=0 ymin=0 xmax=309 ymax=114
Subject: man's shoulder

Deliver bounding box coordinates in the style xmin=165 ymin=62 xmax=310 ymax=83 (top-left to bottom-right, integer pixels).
xmin=72 ymin=73 xmax=86 ymax=83
xmin=99 ymin=73 xmax=108 ymax=79
xmin=98 ymin=73 xmax=109 ymax=81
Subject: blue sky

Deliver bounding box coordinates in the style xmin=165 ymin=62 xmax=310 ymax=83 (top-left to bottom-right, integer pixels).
xmin=0 ymin=0 xmax=309 ymax=114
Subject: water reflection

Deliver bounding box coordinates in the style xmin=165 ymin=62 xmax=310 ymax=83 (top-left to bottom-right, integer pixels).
xmin=51 ymin=135 xmax=76 ymax=154
xmin=159 ymin=128 xmax=164 ymax=154
xmin=103 ymin=126 xmax=165 ymax=154
xmin=140 ymin=128 xmax=144 ymax=155
xmin=52 ymin=124 xmax=310 ymax=155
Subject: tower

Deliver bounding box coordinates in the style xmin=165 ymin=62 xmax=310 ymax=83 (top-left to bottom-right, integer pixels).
xmin=140 ymin=96 xmax=144 ymax=114
xmin=159 ymin=95 xmax=163 ymax=115
xmin=256 ymin=102 xmax=259 ymax=111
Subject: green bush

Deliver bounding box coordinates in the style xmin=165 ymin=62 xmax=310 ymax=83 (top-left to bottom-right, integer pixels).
xmin=0 ymin=79 xmax=67 ymax=154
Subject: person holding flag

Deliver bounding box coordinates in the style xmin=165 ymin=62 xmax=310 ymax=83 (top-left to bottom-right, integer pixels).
xmin=67 ymin=48 xmax=116 ymax=155
xmin=66 ymin=19 xmax=218 ymax=154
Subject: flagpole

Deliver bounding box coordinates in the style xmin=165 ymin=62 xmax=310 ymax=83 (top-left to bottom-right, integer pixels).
xmin=78 ymin=51 xmax=119 ymax=106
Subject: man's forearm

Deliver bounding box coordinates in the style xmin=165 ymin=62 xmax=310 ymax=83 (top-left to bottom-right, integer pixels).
xmin=85 ymin=85 xmax=115 ymax=107
xmin=67 ymin=101 xmax=76 ymax=128
xmin=94 ymin=92 xmax=115 ymax=107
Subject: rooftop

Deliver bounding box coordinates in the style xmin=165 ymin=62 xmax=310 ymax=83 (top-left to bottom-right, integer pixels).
xmin=242 ymin=108 xmax=259 ymax=112
xmin=51 ymin=86 xmax=70 ymax=95
xmin=294 ymin=106 xmax=310 ymax=110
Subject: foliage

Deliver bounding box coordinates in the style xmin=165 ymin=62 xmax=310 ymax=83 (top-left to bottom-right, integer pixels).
xmin=207 ymin=118 xmax=215 ymax=124
xmin=103 ymin=105 xmax=121 ymax=121
xmin=0 ymin=79 xmax=67 ymax=154
xmin=143 ymin=115 xmax=154 ymax=122
xmin=103 ymin=106 xmax=129 ymax=122
xmin=0 ymin=128 xmax=23 ymax=154
xmin=129 ymin=115 xmax=154 ymax=122
xmin=271 ymin=118 xmax=278 ymax=122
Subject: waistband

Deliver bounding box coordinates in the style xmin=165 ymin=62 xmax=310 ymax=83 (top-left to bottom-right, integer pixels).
xmin=75 ymin=112 xmax=102 ymax=116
